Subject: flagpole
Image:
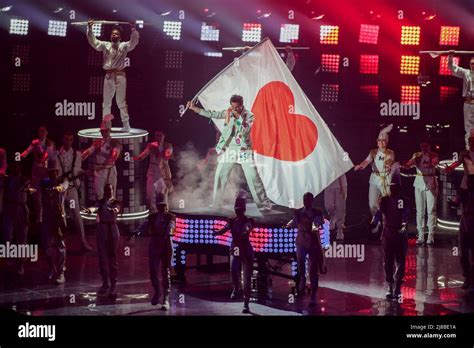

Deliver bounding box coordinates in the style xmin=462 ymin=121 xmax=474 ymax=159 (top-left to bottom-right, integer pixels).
xmin=419 ymin=50 xmax=474 ymax=58
xmin=180 ymin=37 xmax=271 ymax=117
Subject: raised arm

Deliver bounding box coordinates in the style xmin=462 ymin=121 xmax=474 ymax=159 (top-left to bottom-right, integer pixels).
xmin=354 ymin=153 xmax=373 ymax=171
xmin=133 ymin=143 xmax=151 ymax=161
xmin=448 ymin=51 xmax=469 ymax=79
xmin=186 ymin=101 xmax=227 ymax=119
xmin=403 ymin=153 xmax=418 ymax=169
xmin=81 ymin=143 xmax=96 ymax=161
xmin=285 ymin=211 xmax=299 ymax=228
xmin=285 ymin=46 xmax=296 ymax=72
xmin=125 ymin=23 xmax=139 ymax=52
xmin=86 ymin=20 xmax=107 ymax=52
xmin=20 ymin=141 xmax=34 ymax=159
xmin=215 ymin=221 xmax=231 ymax=235
xmin=104 ymin=143 xmax=121 ymax=166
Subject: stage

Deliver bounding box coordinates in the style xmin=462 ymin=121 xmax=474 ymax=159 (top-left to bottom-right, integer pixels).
xmin=0 ymin=232 xmax=471 ymax=316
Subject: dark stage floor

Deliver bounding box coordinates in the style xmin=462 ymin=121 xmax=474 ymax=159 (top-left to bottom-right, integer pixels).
xmin=0 ymin=231 xmax=472 ymax=316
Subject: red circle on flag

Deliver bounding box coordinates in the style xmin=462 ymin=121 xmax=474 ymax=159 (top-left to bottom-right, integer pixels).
xmin=251 ymin=81 xmax=318 ymax=161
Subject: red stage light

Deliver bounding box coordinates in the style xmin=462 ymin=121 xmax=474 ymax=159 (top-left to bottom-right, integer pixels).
xmin=242 ymin=23 xmax=262 ymax=42
xmin=440 ymin=86 xmax=459 ymax=103
xmin=321 ymin=54 xmax=340 ymax=73
xmin=400 ymin=55 xmax=420 ymax=75
xmin=360 ymin=55 xmax=379 ymax=74
xmin=401 ymin=85 xmax=420 ymax=104
xmin=360 ymin=85 xmax=379 ymax=102
xmin=401 ymin=26 xmax=420 ymax=45
xmin=359 ymin=24 xmax=379 ymax=44
xmin=439 ymin=26 xmax=460 ymax=46
xmin=320 ymin=25 xmax=339 ymax=45
xmin=439 ymin=56 xmax=459 ymax=75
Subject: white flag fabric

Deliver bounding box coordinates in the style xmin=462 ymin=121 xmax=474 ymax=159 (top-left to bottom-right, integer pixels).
xmin=196 ymin=38 xmax=353 ymax=207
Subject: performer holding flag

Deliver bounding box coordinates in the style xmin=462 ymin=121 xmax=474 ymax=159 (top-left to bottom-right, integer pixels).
xmin=185 ymin=38 xmax=352 ymax=209
xmin=187 ymin=96 xmax=272 ymax=211
xmin=86 ymin=20 xmax=139 ymax=132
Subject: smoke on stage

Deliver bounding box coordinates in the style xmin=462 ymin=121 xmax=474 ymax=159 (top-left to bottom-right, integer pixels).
xmin=169 ymin=142 xmax=242 ymax=209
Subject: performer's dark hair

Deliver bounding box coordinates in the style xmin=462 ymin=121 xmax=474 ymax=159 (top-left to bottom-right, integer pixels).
xmin=111 ymin=25 xmax=122 ymax=35
xmin=64 ymin=130 xmax=75 ymax=137
xmin=230 ymin=94 xmax=243 ymax=105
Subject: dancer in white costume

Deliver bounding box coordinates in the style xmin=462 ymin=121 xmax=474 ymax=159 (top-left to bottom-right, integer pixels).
xmin=354 ymin=125 xmax=395 ymax=233
xmin=448 ymin=51 xmax=474 ymax=149
xmin=87 ymin=20 xmax=139 ymax=132
xmin=81 ymin=115 xmax=121 ymax=200
xmin=187 ymin=95 xmax=272 ymax=211
xmin=403 ymin=141 xmax=438 ymax=245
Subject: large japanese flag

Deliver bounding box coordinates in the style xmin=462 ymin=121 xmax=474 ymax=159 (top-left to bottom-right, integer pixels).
xmin=195 ymin=38 xmax=353 ymax=207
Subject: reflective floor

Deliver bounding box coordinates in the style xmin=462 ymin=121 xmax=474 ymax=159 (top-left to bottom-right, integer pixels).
xmin=0 ymin=233 xmax=473 ymax=316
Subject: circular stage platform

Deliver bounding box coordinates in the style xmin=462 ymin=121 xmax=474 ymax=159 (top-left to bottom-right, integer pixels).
xmin=78 ymin=128 xmax=149 ymax=222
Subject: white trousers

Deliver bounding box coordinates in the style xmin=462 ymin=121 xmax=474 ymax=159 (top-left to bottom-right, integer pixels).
xmin=64 ymin=188 xmax=87 ymax=245
xmin=146 ymin=172 xmax=167 ymax=214
xmin=464 ymin=103 xmax=474 ymax=149
xmin=368 ymin=184 xmax=383 ymax=217
xmin=414 ymin=187 xmax=437 ymax=235
xmin=103 ymin=72 xmax=129 ymax=124
xmin=213 ymin=148 xmax=269 ymax=207
xmin=94 ymin=167 xmax=117 ymax=200
xmin=324 ymin=186 xmax=346 ymax=232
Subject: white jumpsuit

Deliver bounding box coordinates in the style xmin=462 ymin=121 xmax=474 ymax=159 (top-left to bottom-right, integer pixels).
xmin=86 ymin=27 xmax=139 ymax=124
xmin=84 ymin=139 xmax=120 ymax=200
xmin=410 ymin=152 xmax=438 ymax=236
xmin=448 ymin=56 xmax=474 ymax=148
xmin=364 ymin=149 xmax=394 ymax=217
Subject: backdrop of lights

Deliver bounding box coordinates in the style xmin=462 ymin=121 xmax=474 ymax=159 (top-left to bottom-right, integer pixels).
xmin=165 ymin=80 xmax=184 ymax=99
xmin=360 ymin=54 xmax=379 ymax=74
xmin=47 ymin=20 xmax=67 ymax=37
xmin=204 ymin=52 xmax=222 ymax=57
xmin=1 ymin=2 xmax=471 ymax=134
xmin=87 ymin=48 xmax=102 ymax=66
xmin=400 ymin=25 xmax=420 ymax=45
xmin=279 ymin=24 xmax=299 ymax=43
xmin=9 ymin=18 xmax=29 ymax=35
xmin=165 ymin=50 xmax=184 ymax=69
xmin=89 ymin=76 xmax=103 ymax=95
xmin=321 ymin=54 xmax=340 ymax=73
xmin=439 ymin=26 xmax=460 ymax=46
xmin=400 ymin=55 xmax=420 ymax=75
xmin=163 ymin=21 xmax=182 ymax=40
xmin=360 ymin=85 xmax=379 ymax=102
xmin=11 ymin=44 xmax=29 ymax=64
xmin=401 ymin=85 xmax=420 ymax=104
xmin=440 ymin=86 xmax=459 ymax=104
xmin=91 ymin=23 xmax=102 ymax=37
xmin=12 ymin=73 xmax=31 ymax=92
xmin=359 ymin=24 xmax=379 ymax=44
xmin=321 ymin=84 xmax=339 ymax=103
xmin=320 ymin=25 xmax=339 ymax=44
xmin=242 ymin=23 xmax=262 ymax=42
xmin=200 ymin=22 xmax=220 ymax=41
